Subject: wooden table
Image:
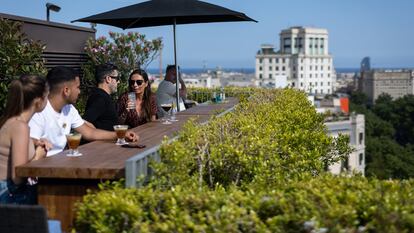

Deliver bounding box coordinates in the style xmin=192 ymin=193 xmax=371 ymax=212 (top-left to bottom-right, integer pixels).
xmin=15 ymin=98 xmax=238 ymax=232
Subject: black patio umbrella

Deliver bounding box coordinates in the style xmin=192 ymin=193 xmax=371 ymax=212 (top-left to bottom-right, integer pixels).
xmin=73 ymin=0 xmax=256 ymax=110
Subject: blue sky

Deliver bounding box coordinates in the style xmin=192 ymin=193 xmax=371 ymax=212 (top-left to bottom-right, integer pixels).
xmin=2 ymin=0 xmax=414 ymax=69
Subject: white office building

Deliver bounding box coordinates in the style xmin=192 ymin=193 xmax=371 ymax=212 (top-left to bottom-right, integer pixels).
xmin=255 ymin=27 xmax=336 ymax=95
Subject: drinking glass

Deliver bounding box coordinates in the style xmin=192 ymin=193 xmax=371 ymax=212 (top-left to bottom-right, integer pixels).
xmin=66 ymin=133 xmax=82 ymax=156
xmin=169 ymin=101 xmax=178 ymax=122
xmin=113 ymin=125 xmax=129 ymax=145
xmin=127 ymin=92 xmax=136 ymax=110
xmin=160 ymin=103 xmax=172 ymax=124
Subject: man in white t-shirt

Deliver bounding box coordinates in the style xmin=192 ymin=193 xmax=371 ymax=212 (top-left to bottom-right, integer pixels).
xmin=29 ymin=66 xmax=138 ymax=156
xmin=156 ymin=65 xmax=187 ymax=117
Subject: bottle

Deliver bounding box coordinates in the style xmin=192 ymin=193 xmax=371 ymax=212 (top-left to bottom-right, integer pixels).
xmin=212 ymin=91 xmax=217 ymax=102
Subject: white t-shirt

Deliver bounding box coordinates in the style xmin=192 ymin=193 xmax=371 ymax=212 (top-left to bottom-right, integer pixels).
xmin=156 ymin=80 xmax=185 ymax=113
xmin=29 ymin=101 xmax=84 ymax=156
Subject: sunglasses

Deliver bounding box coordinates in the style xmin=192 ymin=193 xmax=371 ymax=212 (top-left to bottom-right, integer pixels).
xmin=129 ymin=79 xmax=145 ymax=86
xmin=109 ymin=75 xmax=120 ymax=81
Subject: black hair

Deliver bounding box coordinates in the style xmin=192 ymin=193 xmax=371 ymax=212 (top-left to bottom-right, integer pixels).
xmin=95 ymin=63 xmax=119 ymax=84
xmin=46 ymin=66 xmax=77 ymax=93
xmin=166 ymin=64 xmax=179 ymax=73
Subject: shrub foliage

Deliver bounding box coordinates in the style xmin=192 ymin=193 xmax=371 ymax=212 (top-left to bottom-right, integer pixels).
xmin=75 ymin=89 xmax=414 ymax=232
xmin=0 ymin=18 xmax=46 ymax=113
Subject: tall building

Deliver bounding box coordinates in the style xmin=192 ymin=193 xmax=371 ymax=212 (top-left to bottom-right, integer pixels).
xmin=359 ymin=69 xmax=414 ymax=104
xmin=255 ymin=27 xmax=336 ymax=95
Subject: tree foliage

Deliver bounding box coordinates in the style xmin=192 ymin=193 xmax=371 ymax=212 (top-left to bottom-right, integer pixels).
xmin=0 ymin=18 xmax=46 ymax=113
xmin=350 ymin=91 xmax=414 ymax=179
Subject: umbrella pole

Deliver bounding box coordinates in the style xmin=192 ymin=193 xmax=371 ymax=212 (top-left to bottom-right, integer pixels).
xmin=173 ymin=18 xmax=180 ymax=111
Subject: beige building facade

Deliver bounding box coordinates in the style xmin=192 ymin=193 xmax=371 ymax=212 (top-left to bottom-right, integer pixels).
xmin=255 ymin=27 xmax=336 ymax=95
xmin=360 ymin=69 xmax=414 ymax=103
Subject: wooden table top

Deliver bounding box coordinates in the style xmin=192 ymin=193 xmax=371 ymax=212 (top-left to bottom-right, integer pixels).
xmin=16 ymin=98 xmax=238 ymax=180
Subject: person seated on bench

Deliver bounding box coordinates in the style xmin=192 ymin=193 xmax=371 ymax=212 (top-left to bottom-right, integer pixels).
xmin=0 ymin=75 xmax=51 ymax=204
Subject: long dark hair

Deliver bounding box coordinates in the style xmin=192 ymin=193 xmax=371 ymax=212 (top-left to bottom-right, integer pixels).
xmin=129 ymin=69 xmax=153 ymax=122
xmin=0 ymin=75 xmax=47 ymax=128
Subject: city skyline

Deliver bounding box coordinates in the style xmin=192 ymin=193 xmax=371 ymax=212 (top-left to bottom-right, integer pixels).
xmin=2 ymin=0 xmax=414 ymax=69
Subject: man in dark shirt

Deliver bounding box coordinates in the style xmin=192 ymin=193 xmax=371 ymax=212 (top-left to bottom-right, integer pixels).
xmin=84 ymin=63 xmax=120 ymax=131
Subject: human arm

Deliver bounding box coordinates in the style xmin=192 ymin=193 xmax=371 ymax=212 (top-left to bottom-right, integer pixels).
xmin=178 ymin=77 xmax=187 ymax=98
xmin=117 ymin=93 xmax=129 ymax=124
xmin=11 ymin=123 xmax=46 ymax=184
xmin=74 ymin=123 xmax=139 ymax=142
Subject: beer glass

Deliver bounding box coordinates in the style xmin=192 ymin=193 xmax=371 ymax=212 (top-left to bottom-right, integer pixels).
xmin=66 ymin=133 xmax=82 ymax=156
xmin=113 ymin=125 xmax=129 ymax=145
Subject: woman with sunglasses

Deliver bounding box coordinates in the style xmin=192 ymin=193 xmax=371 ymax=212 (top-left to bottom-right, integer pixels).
xmin=117 ymin=69 xmax=157 ymax=128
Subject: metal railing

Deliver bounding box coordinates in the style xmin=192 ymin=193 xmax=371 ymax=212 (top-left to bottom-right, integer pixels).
xmin=125 ymin=100 xmax=239 ymax=188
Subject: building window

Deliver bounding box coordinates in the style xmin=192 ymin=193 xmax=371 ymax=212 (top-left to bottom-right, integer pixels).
xmin=282 ymin=58 xmax=285 ymax=63
xmin=315 ymin=90 xmax=318 ymax=94
xmin=321 ymin=82 xmax=323 ymax=86
xmin=259 ymin=74 xmax=262 ymax=79
xmin=321 ymin=89 xmax=324 ymax=94
xmin=269 ymin=58 xmax=272 ymax=63
xmin=310 ymin=74 xmax=312 ymax=78
xmin=321 ymin=66 xmax=323 ymax=71
xmin=301 ymin=74 xmax=303 ymax=78
xmin=315 ymin=74 xmax=318 ymax=78
xmin=315 ymin=82 xmax=318 ymax=86
xmin=315 ymin=66 xmax=318 ymax=71
xmin=269 ymin=66 xmax=272 ymax=71
xmin=328 ymin=73 xmax=330 ymax=78
xmin=276 ymin=58 xmax=279 ymax=63
xmin=293 ymin=66 xmax=296 ymax=71
xmin=328 ymin=66 xmax=331 ymax=70
xmin=301 ymin=82 xmax=303 ymax=87
xmin=269 ymin=74 xmax=272 ymax=79
xmin=321 ymin=73 xmax=324 ymax=78
xmin=259 ymin=66 xmax=262 ymax=71
xmin=259 ymin=58 xmax=262 ymax=63
xmin=301 ymin=66 xmax=303 ymax=71
xmin=359 ymin=132 xmax=364 ymax=144
xmin=359 ymin=153 xmax=364 ymax=165
xmin=282 ymin=66 xmax=285 ymax=71
xmin=310 ymin=66 xmax=312 ymax=70
xmin=328 ymin=82 xmax=330 ymax=86
xmin=292 ymin=82 xmax=295 ymax=87
xmin=276 ymin=66 xmax=279 ymax=71
xmin=341 ymin=156 xmax=349 ymax=172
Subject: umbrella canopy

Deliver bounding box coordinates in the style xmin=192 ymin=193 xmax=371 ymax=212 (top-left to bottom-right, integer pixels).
xmin=74 ymin=0 xmax=256 ymax=110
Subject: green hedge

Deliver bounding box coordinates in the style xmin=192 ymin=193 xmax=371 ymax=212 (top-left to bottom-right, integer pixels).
xmin=152 ymin=88 xmax=351 ymax=189
xmin=74 ymin=88 xmax=414 ymax=232
xmin=75 ymin=175 xmax=414 ymax=233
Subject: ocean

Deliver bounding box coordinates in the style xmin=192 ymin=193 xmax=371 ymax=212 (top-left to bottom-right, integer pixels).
xmin=148 ymin=67 xmax=360 ymax=75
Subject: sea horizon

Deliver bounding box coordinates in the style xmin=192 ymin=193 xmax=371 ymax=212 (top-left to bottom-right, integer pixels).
xmin=147 ymin=67 xmax=363 ymax=75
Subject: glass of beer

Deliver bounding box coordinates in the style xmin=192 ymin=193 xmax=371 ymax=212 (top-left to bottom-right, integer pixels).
xmin=113 ymin=125 xmax=129 ymax=145
xmin=160 ymin=103 xmax=172 ymax=125
xmin=66 ymin=133 xmax=82 ymax=156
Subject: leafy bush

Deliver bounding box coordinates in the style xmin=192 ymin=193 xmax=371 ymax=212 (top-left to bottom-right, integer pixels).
xmin=153 ymin=88 xmax=351 ymax=189
xmin=82 ymin=31 xmax=162 ymax=92
xmin=0 ymin=18 xmax=46 ymax=113
xmin=75 ymin=175 xmax=414 ymax=233
xmin=187 ymin=86 xmax=256 ymax=103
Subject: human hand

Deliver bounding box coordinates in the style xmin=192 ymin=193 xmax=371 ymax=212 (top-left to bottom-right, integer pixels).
xmin=125 ymin=130 xmax=139 ymax=142
xmin=127 ymin=100 xmax=135 ymax=110
xmin=35 ymin=138 xmax=53 ymax=152
xmin=33 ymin=145 xmax=47 ymax=160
